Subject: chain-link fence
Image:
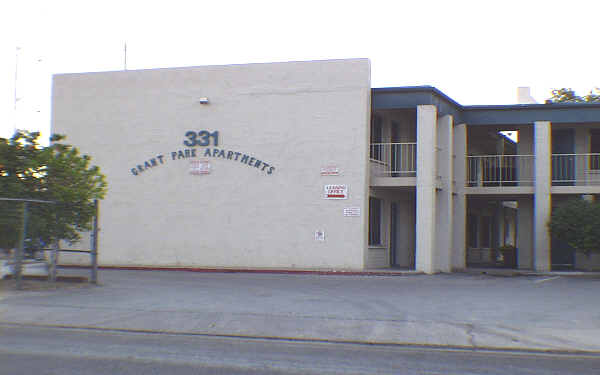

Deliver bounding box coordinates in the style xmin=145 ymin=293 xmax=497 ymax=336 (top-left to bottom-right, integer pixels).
xmin=0 ymin=198 xmax=99 ymax=290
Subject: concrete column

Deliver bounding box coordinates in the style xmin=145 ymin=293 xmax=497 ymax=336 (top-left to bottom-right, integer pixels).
xmin=436 ymin=115 xmax=453 ymax=272
xmin=452 ymin=123 xmax=467 ymax=270
xmin=416 ymin=105 xmax=437 ymax=273
xmin=517 ymin=198 xmax=534 ymax=269
xmin=534 ymin=121 xmax=552 ymax=272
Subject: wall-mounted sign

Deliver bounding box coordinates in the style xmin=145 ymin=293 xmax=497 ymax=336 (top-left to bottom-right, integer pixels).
xmin=189 ymin=160 xmax=211 ymax=175
xmin=129 ymin=131 xmax=276 ymax=176
xmin=320 ymin=165 xmax=340 ymax=176
xmin=315 ymin=230 xmax=325 ymax=241
xmin=184 ymin=130 xmax=219 ymax=147
xmin=343 ymin=207 xmax=360 ymax=217
xmin=323 ymin=184 xmax=348 ymax=199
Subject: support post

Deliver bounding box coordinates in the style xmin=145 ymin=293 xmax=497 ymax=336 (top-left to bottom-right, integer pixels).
xmin=452 ymin=123 xmax=467 ymax=270
xmin=415 ymin=105 xmax=437 ymax=273
xmin=49 ymin=240 xmax=58 ymax=282
xmin=534 ymin=121 xmax=552 ymax=272
xmin=15 ymin=202 xmax=28 ymax=290
xmin=90 ymin=199 xmax=99 ymax=284
xmin=436 ymin=114 xmax=453 ymax=272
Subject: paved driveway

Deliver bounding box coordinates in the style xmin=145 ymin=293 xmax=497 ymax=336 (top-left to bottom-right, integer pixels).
xmin=1 ymin=270 xmax=599 ymax=351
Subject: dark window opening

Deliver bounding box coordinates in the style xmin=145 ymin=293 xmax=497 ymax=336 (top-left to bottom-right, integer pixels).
xmin=467 ymin=215 xmax=478 ymax=248
xmin=480 ymin=216 xmax=492 ymax=248
xmin=370 ymin=115 xmax=383 ymax=161
xmin=590 ymin=130 xmax=600 ymax=170
xmin=368 ymin=197 xmax=382 ymax=246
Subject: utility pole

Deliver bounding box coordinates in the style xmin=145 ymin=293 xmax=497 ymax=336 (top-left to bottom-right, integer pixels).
xmin=13 ymin=46 xmax=20 ymax=135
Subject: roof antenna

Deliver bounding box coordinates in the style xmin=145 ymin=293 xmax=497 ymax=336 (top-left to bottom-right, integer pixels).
xmin=124 ymin=42 xmax=127 ymax=70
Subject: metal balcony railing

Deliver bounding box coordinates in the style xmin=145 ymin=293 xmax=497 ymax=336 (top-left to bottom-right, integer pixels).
xmin=369 ymin=143 xmax=417 ymax=177
xmin=467 ymin=155 xmax=534 ymax=187
xmin=552 ymin=153 xmax=600 ymax=186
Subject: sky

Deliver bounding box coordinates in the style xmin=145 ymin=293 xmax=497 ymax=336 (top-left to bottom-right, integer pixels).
xmin=1 ymin=0 xmax=599 ymax=142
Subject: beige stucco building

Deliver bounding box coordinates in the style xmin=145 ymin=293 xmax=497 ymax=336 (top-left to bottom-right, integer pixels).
xmin=52 ymin=59 xmax=600 ymax=272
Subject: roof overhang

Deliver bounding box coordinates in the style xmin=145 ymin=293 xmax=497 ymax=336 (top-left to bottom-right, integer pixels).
xmin=372 ymin=86 xmax=600 ymax=125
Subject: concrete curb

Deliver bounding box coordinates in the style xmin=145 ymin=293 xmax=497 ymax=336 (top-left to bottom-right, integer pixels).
xmin=59 ymin=265 xmax=424 ymax=277
xmin=462 ymin=268 xmax=600 ymax=277
xmin=58 ymin=265 xmax=600 ymax=278
xmin=2 ymin=322 xmax=600 ymax=356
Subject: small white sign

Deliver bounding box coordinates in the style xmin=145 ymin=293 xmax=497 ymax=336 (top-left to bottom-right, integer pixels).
xmin=323 ymin=184 xmax=348 ymax=199
xmin=343 ymin=207 xmax=361 ymax=217
xmin=315 ymin=230 xmax=325 ymax=241
xmin=189 ymin=160 xmax=211 ymax=175
xmin=320 ymin=165 xmax=340 ymax=176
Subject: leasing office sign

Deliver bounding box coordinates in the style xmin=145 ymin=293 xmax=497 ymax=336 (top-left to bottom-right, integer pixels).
xmin=323 ymin=184 xmax=348 ymax=199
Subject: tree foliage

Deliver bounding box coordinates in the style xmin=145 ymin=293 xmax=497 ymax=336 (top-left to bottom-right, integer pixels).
xmin=0 ymin=131 xmax=107 ymax=249
xmin=548 ymin=198 xmax=600 ymax=255
xmin=548 ymin=88 xmax=600 ymax=103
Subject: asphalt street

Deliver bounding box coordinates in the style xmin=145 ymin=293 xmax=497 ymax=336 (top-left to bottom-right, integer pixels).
xmin=2 ymin=325 xmax=600 ymax=375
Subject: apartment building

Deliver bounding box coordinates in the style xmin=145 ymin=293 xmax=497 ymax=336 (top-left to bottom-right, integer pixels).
xmin=370 ymin=86 xmax=600 ymax=272
xmin=51 ymin=59 xmax=600 ymax=272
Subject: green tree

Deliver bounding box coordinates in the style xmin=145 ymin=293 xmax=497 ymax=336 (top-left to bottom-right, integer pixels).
xmin=548 ymin=198 xmax=600 ymax=256
xmin=548 ymin=88 xmax=600 ymax=103
xmin=0 ymin=131 xmax=107 ymax=250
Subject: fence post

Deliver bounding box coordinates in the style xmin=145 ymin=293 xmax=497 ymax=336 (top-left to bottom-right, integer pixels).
xmin=90 ymin=199 xmax=99 ymax=284
xmin=48 ymin=240 xmax=58 ymax=282
xmin=15 ymin=202 xmax=28 ymax=290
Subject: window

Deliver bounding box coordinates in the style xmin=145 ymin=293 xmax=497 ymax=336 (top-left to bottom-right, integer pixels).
xmin=590 ymin=130 xmax=600 ymax=170
xmin=467 ymin=215 xmax=478 ymax=248
xmin=368 ymin=197 xmax=382 ymax=245
xmin=480 ymin=216 xmax=492 ymax=248
xmin=370 ymin=115 xmax=383 ymax=161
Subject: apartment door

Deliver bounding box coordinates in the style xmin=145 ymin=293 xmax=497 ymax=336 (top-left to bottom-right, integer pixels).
xmin=389 ymin=201 xmax=416 ymax=269
xmin=552 ymin=129 xmax=575 ymax=185
xmin=390 ymin=203 xmax=398 ymax=266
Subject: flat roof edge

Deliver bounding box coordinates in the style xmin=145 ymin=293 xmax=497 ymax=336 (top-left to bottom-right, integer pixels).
xmin=372 ymin=86 xmax=463 ymax=109
xmin=374 ymin=86 xmax=600 ymax=112
xmin=53 ymin=58 xmax=371 ymax=78
xmin=465 ymin=103 xmax=600 ymax=110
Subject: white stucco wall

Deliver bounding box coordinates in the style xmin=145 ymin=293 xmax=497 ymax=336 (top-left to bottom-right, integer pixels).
xmin=52 ymin=59 xmax=371 ymax=269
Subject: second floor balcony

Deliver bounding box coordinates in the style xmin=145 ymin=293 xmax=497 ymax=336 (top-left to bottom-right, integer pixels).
xmin=370 ymin=142 xmax=417 ymax=178
xmin=467 ymin=155 xmax=534 ymax=187
xmin=467 ymin=153 xmax=600 ymax=190
xmin=369 ymin=144 xmax=600 ymax=192
xmin=552 ymin=153 xmax=600 ymax=186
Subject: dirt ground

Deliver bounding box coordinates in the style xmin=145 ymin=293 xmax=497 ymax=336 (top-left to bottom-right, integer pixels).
xmin=0 ymin=276 xmax=91 ymax=293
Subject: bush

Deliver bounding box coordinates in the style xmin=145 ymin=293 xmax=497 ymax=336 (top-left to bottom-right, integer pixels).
xmin=548 ymin=198 xmax=600 ymax=256
xmin=0 ymin=131 xmax=106 ymax=249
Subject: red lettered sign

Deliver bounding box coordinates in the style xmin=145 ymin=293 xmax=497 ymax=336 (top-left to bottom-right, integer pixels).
xmin=323 ymin=184 xmax=348 ymax=199
xmin=189 ymin=160 xmax=211 ymax=175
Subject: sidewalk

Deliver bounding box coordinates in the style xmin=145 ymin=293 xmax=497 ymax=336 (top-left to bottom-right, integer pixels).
xmin=1 ymin=269 xmax=599 ymax=352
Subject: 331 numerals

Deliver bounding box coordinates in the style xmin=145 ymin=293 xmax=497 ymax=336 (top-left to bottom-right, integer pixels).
xmin=184 ymin=130 xmax=219 ymax=147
